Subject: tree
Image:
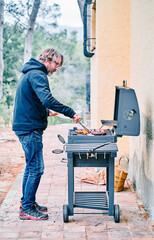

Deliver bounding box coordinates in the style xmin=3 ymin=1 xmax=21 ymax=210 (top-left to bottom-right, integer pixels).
xmin=5 ymin=0 xmax=61 ymax=63
xmin=24 ymin=0 xmax=61 ymax=62
xmin=0 ymin=0 xmax=4 ymax=103
xmin=24 ymin=0 xmax=41 ymax=62
xmin=3 ymin=23 xmax=25 ymax=107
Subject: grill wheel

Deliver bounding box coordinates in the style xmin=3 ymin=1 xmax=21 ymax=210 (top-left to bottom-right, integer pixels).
xmin=114 ymin=204 xmax=120 ymax=223
xmin=63 ymin=204 xmax=69 ymax=223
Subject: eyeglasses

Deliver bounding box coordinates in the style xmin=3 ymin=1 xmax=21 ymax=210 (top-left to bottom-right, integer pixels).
xmin=53 ymin=60 xmax=60 ymax=68
xmin=48 ymin=57 xmax=60 ymax=68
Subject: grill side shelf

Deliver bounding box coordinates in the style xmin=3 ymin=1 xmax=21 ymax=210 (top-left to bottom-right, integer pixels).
xmin=66 ymin=143 xmax=118 ymax=153
xmin=101 ymin=120 xmax=117 ymax=127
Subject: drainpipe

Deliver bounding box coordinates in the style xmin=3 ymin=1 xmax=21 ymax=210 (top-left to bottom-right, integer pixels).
xmin=83 ymin=0 xmax=94 ymax=58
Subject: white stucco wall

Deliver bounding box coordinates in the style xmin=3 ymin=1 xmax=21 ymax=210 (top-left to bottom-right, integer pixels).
xmin=129 ymin=0 xmax=154 ymax=223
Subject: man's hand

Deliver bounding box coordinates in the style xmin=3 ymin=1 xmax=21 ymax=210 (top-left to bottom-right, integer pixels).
xmin=49 ymin=109 xmax=58 ymax=117
xmin=72 ymin=113 xmax=82 ymax=123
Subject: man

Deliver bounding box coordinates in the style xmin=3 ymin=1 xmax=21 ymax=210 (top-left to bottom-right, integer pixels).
xmin=12 ymin=48 xmax=82 ymax=220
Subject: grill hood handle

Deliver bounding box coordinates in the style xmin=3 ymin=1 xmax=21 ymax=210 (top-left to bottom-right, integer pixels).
xmin=52 ymin=149 xmax=63 ymax=154
xmin=52 ymin=134 xmax=66 ymax=154
xmin=57 ymin=134 xmax=66 ymax=144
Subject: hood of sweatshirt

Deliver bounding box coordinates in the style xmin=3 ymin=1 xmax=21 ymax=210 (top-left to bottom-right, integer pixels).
xmin=21 ymin=58 xmax=48 ymax=75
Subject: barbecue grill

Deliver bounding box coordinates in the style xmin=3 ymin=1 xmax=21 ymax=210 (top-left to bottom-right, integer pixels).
xmin=55 ymin=86 xmax=140 ymax=223
xmin=68 ymin=86 xmax=140 ymax=143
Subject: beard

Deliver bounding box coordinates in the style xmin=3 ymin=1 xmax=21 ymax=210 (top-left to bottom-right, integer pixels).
xmin=47 ymin=68 xmax=57 ymax=76
xmin=47 ymin=71 xmax=54 ymax=76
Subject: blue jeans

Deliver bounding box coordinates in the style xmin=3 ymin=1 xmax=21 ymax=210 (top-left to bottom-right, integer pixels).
xmin=18 ymin=130 xmax=44 ymax=210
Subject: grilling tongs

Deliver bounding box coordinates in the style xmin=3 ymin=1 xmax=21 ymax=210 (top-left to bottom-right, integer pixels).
xmin=88 ymin=142 xmax=111 ymax=152
xmin=78 ymin=121 xmax=90 ymax=133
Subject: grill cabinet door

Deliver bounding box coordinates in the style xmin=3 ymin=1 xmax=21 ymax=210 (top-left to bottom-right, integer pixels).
xmin=114 ymin=87 xmax=140 ymax=136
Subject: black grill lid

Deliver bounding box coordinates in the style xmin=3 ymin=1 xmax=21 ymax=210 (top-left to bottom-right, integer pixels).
xmin=113 ymin=86 xmax=140 ymax=137
xmin=101 ymin=86 xmax=140 ymax=137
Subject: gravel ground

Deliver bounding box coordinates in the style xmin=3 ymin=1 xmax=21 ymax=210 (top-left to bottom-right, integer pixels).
xmin=0 ymin=127 xmax=25 ymax=206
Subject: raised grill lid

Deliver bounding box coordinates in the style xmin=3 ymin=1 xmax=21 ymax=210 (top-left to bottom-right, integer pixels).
xmin=113 ymin=86 xmax=140 ymax=136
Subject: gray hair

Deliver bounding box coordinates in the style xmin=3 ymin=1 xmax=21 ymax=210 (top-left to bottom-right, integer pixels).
xmin=38 ymin=48 xmax=63 ymax=65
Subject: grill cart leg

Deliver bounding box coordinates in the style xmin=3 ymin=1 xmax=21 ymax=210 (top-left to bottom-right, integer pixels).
xmin=63 ymin=204 xmax=69 ymax=223
xmin=106 ymin=167 xmax=109 ymax=191
xmin=109 ymin=157 xmax=114 ymax=216
xmin=68 ymin=153 xmax=74 ymax=218
xmin=114 ymin=204 xmax=120 ymax=223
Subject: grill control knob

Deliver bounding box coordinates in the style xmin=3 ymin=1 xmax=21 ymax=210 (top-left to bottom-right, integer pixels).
xmin=123 ymin=109 xmax=136 ymax=120
xmin=129 ymin=110 xmax=135 ymax=117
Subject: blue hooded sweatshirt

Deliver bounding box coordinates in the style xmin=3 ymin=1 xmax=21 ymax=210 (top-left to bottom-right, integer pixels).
xmin=12 ymin=58 xmax=75 ymax=132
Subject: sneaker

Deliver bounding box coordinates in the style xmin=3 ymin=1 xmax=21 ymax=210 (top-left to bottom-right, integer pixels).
xmin=20 ymin=201 xmax=48 ymax=213
xmin=35 ymin=202 xmax=48 ymax=212
xmin=20 ymin=205 xmax=48 ymax=220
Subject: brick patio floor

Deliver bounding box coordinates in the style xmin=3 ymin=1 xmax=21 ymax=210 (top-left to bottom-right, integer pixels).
xmin=0 ymin=124 xmax=153 ymax=240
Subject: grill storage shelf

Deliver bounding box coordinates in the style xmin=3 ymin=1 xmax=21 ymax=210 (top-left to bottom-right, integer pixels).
xmin=63 ymin=86 xmax=140 ymax=224
xmin=74 ymin=191 xmax=109 ymax=210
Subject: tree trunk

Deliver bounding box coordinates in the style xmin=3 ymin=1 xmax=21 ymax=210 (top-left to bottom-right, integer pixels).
xmin=77 ymin=0 xmax=84 ymax=23
xmin=0 ymin=0 xmax=4 ymax=103
xmin=24 ymin=0 xmax=41 ymax=63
